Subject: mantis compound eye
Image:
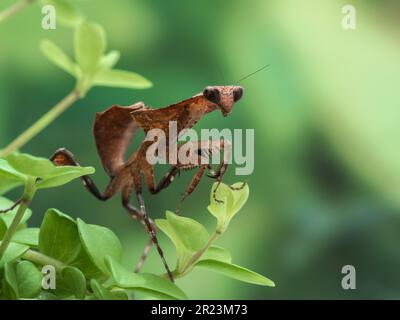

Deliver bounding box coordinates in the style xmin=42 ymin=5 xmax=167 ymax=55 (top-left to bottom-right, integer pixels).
xmin=203 ymin=87 xmax=221 ymax=104
xmin=233 ymin=86 xmax=244 ymax=102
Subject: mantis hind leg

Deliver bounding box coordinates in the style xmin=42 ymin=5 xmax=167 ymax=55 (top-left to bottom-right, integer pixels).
xmin=121 ymin=185 xmax=174 ymax=282
xmin=0 ymin=198 xmax=22 ymax=215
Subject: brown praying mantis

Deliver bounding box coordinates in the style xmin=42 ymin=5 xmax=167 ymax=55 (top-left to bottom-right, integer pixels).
xmin=0 ymin=64 xmax=269 ymax=282
xmin=50 ymin=85 xmax=245 ymax=282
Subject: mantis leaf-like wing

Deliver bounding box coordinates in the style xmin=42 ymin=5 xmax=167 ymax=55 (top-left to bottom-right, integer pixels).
xmin=93 ymin=103 xmax=146 ymax=176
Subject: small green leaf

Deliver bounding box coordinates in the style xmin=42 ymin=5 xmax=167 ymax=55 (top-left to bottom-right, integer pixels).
xmin=0 ymin=197 xmax=32 ymax=239
xmin=4 ymin=152 xmax=94 ymax=189
xmin=39 ymin=291 xmax=59 ymax=300
xmin=166 ymin=211 xmax=209 ymax=252
xmin=55 ymin=266 xmax=87 ymax=299
xmin=40 ymin=40 xmax=79 ymax=77
xmin=200 ymin=246 xmax=232 ymax=263
xmin=230 ymin=182 xmax=250 ymax=216
xmin=15 ymin=261 xmax=43 ymax=298
xmin=156 ymin=219 xmax=186 ymax=261
xmin=47 ymin=0 xmax=84 ymax=26
xmin=90 ymin=279 xmax=127 ymax=300
xmin=207 ymin=182 xmax=249 ymax=233
xmin=0 ymin=222 xmax=5 ymax=239
xmin=104 ymin=256 xmax=187 ymax=300
xmin=139 ymin=274 xmax=187 ymax=300
xmin=39 ymin=209 xmax=102 ymax=278
xmin=93 ymin=69 xmax=153 ymax=89
xmin=4 ymin=261 xmax=42 ymax=299
xmin=0 ymin=242 xmax=29 ymax=268
xmin=156 ymin=211 xmax=209 ymax=271
xmin=0 ymin=177 xmax=24 ymax=196
xmin=5 ymin=153 xmax=55 ymax=178
xmin=0 ymin=198 xmax=32 ymax=227
xmin=36 ymin=166 xmax=95 ymax=189
xmin=77 ymin=219 xmax=122 ymax=275
xmin=0 ymin=159 xmax=26 ymax=195
xmin=39 ymin=209 xmax=81 ymax=264
xmin=104 ymin=256 xmax=144 ymax=288
xmin=74 ymin=22 xmax=106 ymax=73
xmin=194 ymin=260 xmax=275 ymax=287
xmin=3 ymin=262 xmax=19 ymax=299
xmin=165 ymin=211 xmax=209 ymax=252
xmin=110 ymin=290 xmax=129 ymax=300
xmin=12 ymin=228 xmax=39 ymax=247
xmin=90 ymin=279 xmax=114 ymax=300
xmin=100 ymin=50 xmax=120 ymax=69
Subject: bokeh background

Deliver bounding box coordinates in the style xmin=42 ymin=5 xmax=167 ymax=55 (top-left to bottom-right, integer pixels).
xmin=1 ymin=0 xmax=400 ymax=299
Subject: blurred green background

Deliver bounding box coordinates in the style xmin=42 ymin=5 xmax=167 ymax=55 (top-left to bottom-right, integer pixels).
xmin=1 ymin=0 xmax=400 ymax=299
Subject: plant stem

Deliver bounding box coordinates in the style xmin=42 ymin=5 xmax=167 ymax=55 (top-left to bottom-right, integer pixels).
xmin=0 ymin=178 xmax=36 ymax=260
xmin=176 ymin=231 xmax=221 ymax=278
xmin=0 ymin=89 xmax=80 ymax=157
xmin=22 ymin=249 xmax=65 ymax=272
xmin=0 ymin=0 xmax=36 ymax=23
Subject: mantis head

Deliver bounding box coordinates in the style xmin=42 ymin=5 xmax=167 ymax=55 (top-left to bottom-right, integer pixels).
xmin=203 ymin=85 xmax=244 ymax=117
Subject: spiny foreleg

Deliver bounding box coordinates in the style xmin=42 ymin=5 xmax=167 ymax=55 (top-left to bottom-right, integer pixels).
xmin=50 ymin=148 xmax=116 ymax=201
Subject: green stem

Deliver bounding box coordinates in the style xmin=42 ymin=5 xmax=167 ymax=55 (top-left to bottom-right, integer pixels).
xmin=0 ymin=89 xmax=80 ymax=157
xmin=22 ymin=249 xmax=65 ymax=272
xmin=174 ymin=231 xmax=221 ymax=279
xmin=0 ymin=178 xmax=36 ymax=260
xmin=0 ymin=0 xmax=36 ymax=23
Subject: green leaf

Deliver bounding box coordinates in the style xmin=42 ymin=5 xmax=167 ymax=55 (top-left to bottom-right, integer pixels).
xmin=3 ymin=262 xmax=19 ymax=299
xmin=110 ymin=290 xmax=129 ymax=300
xmin=104 ymin=256 xmax=187 ymax=300
xmin=161 ymin=211 xmax=209 ymax=253
xmin=74 ymin=22 xmax=106 ymax=73
xmin=39 ymin=209 xmax=81 ymax=263
xmin=55 ymin=266 xmax=87 ymax=299
xmin=230 ymin=182 xmax=250 ymax=216
xmin=0 ymin=159 xmax=26 ymax=195
xmin=12 ymin=228 xmax=39 ymax=247
xmin=194 ymin=260 xmax=275 ymax=287
xmin=156 ymin=219 xmax=186 ymax=261
xmin=90 ymin=279 xmax=112 ymax=300
xmin=90 ymin=279 xmax=127 ymax=300
xmin=93 ymin=69 xmax=153 ymax=89
xmin=5 ymin=153 xmax=55 ymax=178
xmin=156 ymin=211 xmax=209 ymax=271
xmin=139 ymin=274 xmax=187 ymax=300
xmin=47 ymin=0 xmax=84 ymax=26
xmin=100 ymin=50 xmax=120 ymax=69
xmin=77 ymin=219 xmax=122 ymax=275
xmin=15 ymin=261 xmax=43 ymax=298
xmin=4 ymin=152 xmax=95 ymax=189
xmin=2 ymin=261 xmax=43 ymax=299
xmin=40 ymin=40 xmax=79 ymax=77
xmin=0 ymin=243 xmax=28 ymax=273
xmin=36 ymin=166 xmax=95 ymax=189
xmin=39 ymin=292 xmax=59 ymax=300
xmin=200 ymin=246 xmax=232 ymax=263
xmin=207 ymin=182 xmax=249 ymax=233
xmin=0 ymin=197 xmax=32 ymax=227
xmin=69 ymin=248 xmax=104 ymax=279
xmin=39 ymin=209 xmax=102 ymax=278
xmin=0 ymin=197 xmax=32 ymax=239
xmin=0 ymin=242 xmax=29 ymax=268
xmin=104 ymin=256 xmax=144 ymax=287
